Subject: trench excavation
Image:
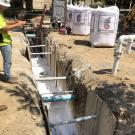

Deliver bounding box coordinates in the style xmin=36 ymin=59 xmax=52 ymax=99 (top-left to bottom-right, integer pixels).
xmin=24 ymin=27 xmax=97 ymax=135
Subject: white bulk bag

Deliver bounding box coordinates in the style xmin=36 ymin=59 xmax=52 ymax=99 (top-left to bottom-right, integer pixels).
xmin=72 ymin=6 xmax=92 ymax=35
xmin=90 ymin=6 xmax=119 ymax=47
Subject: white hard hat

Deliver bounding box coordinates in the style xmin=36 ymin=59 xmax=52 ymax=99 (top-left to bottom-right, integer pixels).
xmin=0 ymin=0 xmax=10 ymax=7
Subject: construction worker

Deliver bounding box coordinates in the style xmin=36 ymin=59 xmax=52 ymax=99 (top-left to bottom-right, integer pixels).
xmin=0 ymin=0 xmax=26 ymax=84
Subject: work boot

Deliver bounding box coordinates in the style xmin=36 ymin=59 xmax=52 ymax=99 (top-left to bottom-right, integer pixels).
xmin=0 ymin=105 xmax=8 ymax=111
xmin=4 ymin=77 xmax=18 ymax=84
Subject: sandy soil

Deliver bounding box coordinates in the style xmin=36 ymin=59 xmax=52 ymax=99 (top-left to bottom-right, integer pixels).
xmin=49 ymin=31 xmax=135 ymax=82
xmin=0 ymin=32 xmax=46 ymax=135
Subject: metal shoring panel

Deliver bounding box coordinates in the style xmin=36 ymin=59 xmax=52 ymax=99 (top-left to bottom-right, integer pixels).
xmin=50 ymin=45 xmax=54 ymax=76
xmin=45 ymin=38 xmax=49 ymax=66
xmin=50 ymin=40 xmax=55 ymax=73
xmin=47 ymin=39 xmax=50 ymax=67
xmin=52 ymin=45 xmax=55 ymax=76
xmin=54 ymin=43 xmax=57 ymax=87
xmin=41 ymin=33 xmax=47 ymax=60
xmin=24 ymin=33 xmax=32 ymax=61
xmin=49 ymin=42 xmax=51 ymax=72
xmin=49 ymin=40 xmax=52 ymax=72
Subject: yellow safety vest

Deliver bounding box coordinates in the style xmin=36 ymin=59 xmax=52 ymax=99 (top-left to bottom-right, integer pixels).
xmin=0 ymin=14 xmax=11 ymax=46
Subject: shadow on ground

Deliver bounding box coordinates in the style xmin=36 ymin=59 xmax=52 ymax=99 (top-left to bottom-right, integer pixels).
xmin=0 ymin=72 xmax=40 ymax=116
xmin=95 ymin=82 xmax=135 ymax=135
xmin=74 ymin=40 xmax=90 ymax=47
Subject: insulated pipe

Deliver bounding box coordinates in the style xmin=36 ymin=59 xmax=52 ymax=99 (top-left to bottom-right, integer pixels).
xmin=49 ymin=115 xmax=96 ymax=127
xmin=112 ymin=35 xmax=135 ymax=75
xmin=41 ymin=93 xmax=76 ymax=102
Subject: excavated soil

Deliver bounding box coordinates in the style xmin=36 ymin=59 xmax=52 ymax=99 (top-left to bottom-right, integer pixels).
xmin=48 ymin=31 xmax=135 ymax=135
xmin=0 ymin=32 xmax=46 ymax=135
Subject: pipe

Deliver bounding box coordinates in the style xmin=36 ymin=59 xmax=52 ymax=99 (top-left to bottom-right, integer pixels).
xmin=30 ymin=45 xmax=46 ymax=48
xmin=126 ymin=40 xmax=134 ymax=54
xmin=112 ymin=35 xmax=135 ymax=75
xmin=49 ymin=115 xmax=96 ymax=127
xmin=41 ymin=93 xmax=76 ymax=102
xmin=34 ymin=76 xmax=66 ymax=81
xmin=41 ymin=91 xmax=74 ymax=95
xmin=26 ymin=34 xmax=36 ymax=38
xmin=31 ymin=52 xmax=52 ymax=55
xmin=112 ymin=44 xmax=122 ymax=76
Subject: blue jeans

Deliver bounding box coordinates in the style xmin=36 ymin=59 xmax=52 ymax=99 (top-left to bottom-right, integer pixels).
xmin=0 ymin=45 xmax=12 ymax=80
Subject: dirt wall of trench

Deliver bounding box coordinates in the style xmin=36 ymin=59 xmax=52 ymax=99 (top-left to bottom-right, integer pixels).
xmin=56 ymin=49 xmax=116 ymax=135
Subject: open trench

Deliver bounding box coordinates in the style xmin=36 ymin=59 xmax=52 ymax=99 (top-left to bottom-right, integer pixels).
xmin=24 ymin=26 xmax=116 ymax=135
xmin=31 ymin=53 xmax=77 ymax=135
xmin=25 ymin=30 xmax=80 ymax=135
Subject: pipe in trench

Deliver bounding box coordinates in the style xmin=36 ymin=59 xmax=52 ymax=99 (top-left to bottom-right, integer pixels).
xmin=42 ymin=93 xmax=76 ymax=102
